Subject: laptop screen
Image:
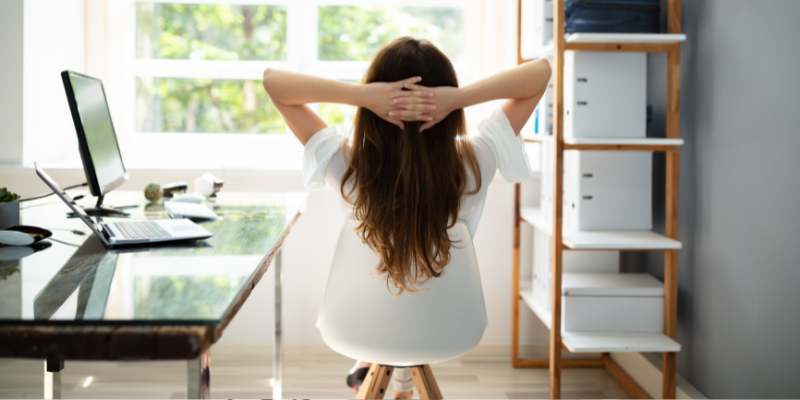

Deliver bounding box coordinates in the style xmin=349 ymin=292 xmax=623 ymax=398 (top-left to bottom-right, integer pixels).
xmin=34 ymin=162 xmax=109 ymax=247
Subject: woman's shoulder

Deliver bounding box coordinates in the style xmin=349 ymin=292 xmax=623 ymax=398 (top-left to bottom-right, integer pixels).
xmin=469 ymin=108 xmax=534 ymax=183
xmin=302 ymin=125 xmax=346 ymax=191
xmin=474 ymin=108 xmax=515 ymax=139
xmin=469 ymin=108 xmax=514 ymax=154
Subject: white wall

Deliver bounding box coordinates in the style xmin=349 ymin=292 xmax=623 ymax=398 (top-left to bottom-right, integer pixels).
xmin=642 ymin=1 xmax=800 ymax=397
xmin=0 ymin=0 xmax=24 ymax=164
xmin=22 ymin=0 xmax=85 ymax=165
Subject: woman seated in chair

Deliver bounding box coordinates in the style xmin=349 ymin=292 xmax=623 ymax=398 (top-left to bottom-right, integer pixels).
xmin=262 ymin=37 xmax=551 ymax=399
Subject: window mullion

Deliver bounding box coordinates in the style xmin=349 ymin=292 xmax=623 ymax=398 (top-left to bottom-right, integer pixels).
xmin=133 ymin=60 xmax=291 ymax=80
xmin=287 ymin=0 xmax=318 ymax=74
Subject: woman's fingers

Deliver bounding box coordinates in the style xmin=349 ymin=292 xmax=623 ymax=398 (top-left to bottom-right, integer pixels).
xmin=392 ymin=95 xmax=435 ymax=105
xmin=403 ymin=83 xmax=435 ymax=95
xmin=396 ymin=76 xmax=422 ymax=89
xmin=419 ymin=121 xmax=436 ymax=133
xmin=393 ymin=103 xmax=436 ymax=112
xmin=391 ymin=89 xmax=434 ymax=101
xmin=388 ymin=109 xmax=433 ymax=121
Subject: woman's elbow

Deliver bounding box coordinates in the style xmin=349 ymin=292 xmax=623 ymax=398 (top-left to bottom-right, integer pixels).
xmin=538 ymin=58 xmax=553 ymax=82
xmin=540 ymin=58 xmax=552 ymax=79
xmin=537 ymin=59 xmax=552 ymax=91
xmin=261 ymin=68 xmax=275 ymax=93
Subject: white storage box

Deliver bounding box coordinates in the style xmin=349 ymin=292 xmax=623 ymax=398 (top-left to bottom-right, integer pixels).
xmin=562 ymin=273 xmax=664 ymax=332
xmin=564 ymin=150 xmax=652 ymax=230
xmin=564 ymin=51 xmax=646 ymax=138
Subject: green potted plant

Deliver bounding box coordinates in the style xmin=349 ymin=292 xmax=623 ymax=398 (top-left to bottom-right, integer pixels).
xmin=0 ymin=188 xmax=21 ymax=230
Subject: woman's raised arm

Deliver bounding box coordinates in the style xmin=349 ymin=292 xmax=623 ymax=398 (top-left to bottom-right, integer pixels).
xmin=261 ymin=69 xmax=435 ymax=145
xmin=396 ymin=58 xmax=552 ymax=134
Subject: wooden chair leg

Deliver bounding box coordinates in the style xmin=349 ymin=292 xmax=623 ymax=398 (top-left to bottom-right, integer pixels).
xmin=409 ymin=365 xmax=443 ymax=399
xmin=356 ymin=364 xmax=395 ymax=399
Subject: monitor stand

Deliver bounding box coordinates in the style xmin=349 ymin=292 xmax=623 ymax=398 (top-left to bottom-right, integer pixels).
xmin=81 ymin=194 xmax=130 ymax=217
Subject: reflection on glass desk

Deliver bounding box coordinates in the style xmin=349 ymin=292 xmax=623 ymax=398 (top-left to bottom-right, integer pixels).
xmin=0 ymin=191 xmax=307 ymax=326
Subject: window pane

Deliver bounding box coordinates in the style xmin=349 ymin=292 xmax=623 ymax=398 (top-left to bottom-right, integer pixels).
xmin=136 ymin=77 xmax=285 ymax=134
xmin=318 ymin=6 xmax=464 ymax=62
xmin=319 ymin=103 xmax=357 ymax=127
xmin=137 ymin=3 xmax=287 ymax=61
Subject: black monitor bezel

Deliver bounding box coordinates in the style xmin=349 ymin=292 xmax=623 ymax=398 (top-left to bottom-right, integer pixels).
xmin=61 ymin=70 xmax=128 ymax=198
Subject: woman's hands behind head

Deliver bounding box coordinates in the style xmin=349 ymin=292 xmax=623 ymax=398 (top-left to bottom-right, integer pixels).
xmin=363 ymin=77 xmax=462 ymax=132
xmin=362 ymin=77 xmax=435 ymax=129
xmin=392 ymin=82 xmax=461 ymax=133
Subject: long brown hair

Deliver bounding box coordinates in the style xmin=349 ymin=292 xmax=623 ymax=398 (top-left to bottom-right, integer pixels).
xmin=342 ymin=37 xmax=482 ymax=295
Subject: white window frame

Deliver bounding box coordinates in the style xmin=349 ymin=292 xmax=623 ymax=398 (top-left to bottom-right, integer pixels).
xmin=123 ymin=0 xmax=472 ymax=169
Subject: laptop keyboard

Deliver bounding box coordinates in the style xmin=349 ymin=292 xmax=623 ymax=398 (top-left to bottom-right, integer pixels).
xmin=111 ymin=221 xmax=173 ymax=239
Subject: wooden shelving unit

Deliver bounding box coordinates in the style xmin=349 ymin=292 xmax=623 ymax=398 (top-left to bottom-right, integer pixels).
xmin=512 ymin=0 xmax=685 ymax=398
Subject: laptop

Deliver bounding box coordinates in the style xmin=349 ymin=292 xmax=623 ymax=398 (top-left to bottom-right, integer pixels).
xmin=35 ymin=162 xmax=213 ymax=247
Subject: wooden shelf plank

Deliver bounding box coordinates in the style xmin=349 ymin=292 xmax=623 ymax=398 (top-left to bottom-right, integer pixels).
xmin=519 ymin=207 xmax=682 ymax=250
xmin=566 ymin=33 xmax=687 ymax=44
xmin=564 ymin=143 xmax=678 ymax=152
xmin=563 ymin=331 xmax=681 ymax=353
xmin=564 ymin=230 xmax=682 ymax=250
xmin=520 ymin=206 xmax=551 ymax=236
xmin=520 ymin=289 xmax=681 ymax=353
xmin=524 ymin=136 xmax=684 ymax=151
xmin=526 ymin=34 xmax=687 ymax=60
xmin=565 ymin=42 xmax=676 ymax=53
xmin=565 ymin=137 xmax=684 ymax=146
xmin=564 ymin=137 xmax=683 ymax=151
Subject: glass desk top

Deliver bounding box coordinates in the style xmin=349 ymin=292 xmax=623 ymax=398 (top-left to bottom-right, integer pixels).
xmin=0 ymin=191 xmax=307 ymax=326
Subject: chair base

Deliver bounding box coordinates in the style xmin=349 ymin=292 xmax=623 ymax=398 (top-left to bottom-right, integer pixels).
xmin=356 ymin=364 xmax=443 ymax=399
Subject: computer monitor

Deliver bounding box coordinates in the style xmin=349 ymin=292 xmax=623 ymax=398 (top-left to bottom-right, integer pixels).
xmin=61 ymin=70 xmax=129 ymax=216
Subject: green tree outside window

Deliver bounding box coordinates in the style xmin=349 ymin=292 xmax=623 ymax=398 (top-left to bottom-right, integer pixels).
xmin=137 ymin=77 xmax=286 ymax=134
xmin=137 ymin=3 xmax=287 ymax=60
xmin=135 ymin=3 xmax=464 ymax=134
xmin=318 ymin=6 xmax=464 ymax=62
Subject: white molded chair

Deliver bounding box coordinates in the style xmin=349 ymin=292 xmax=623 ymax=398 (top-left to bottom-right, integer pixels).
xmin=317 ymin=220 xmax=488 ymax=399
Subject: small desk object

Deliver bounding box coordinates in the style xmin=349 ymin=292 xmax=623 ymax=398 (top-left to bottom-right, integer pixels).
xmin=0 ymin=191 xmax=308 ymax=399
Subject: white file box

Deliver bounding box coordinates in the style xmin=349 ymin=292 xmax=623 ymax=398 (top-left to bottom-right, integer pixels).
xmin=564 ymin=150 xmax=652 ymax=231
xmin=562 ymin=273 xmax=664 ymax=332
xmin=564 ymin=51 xmax=646 ymax=138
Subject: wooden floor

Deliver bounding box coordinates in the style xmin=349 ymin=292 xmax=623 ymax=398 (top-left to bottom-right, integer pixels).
xmin=0 ymin=344 xmax=631 ymax=399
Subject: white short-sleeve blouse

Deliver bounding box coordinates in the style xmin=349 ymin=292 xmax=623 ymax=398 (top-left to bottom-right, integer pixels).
xmin=302 ymin=108 xmax=533 ymax=238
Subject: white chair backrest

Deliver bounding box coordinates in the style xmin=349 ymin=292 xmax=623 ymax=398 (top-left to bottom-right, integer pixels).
xmin=317 ymin=220 xmax=488 ymax=367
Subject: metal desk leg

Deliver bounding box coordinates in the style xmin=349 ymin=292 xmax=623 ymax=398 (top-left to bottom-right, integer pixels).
xmin=44 ymin=359 xmax=63 ymax=399
xmin=273 ymin=249 xmax=283 ymax=400
xmin=187 ymin=348 xmax=211 ymax=399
